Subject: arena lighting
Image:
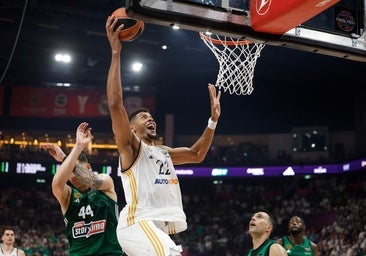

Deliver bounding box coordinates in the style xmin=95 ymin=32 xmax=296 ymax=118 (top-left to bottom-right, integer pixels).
xmin=54 ymin=53 xmax=71 ymax=63
xmin=56 ymin=83 xmax=71 ymax=87
xmin=1 ymin=139 xmax=118 ymax=150
xmin=211 ymin=168 xmax=228 ymax=176
xmin=66 ymin=143 xmax=117 ymax=149
xmin=1 ymin=162 xmax=9 ymax=173
xmin=2 ymin=156 xmax=366 ymax=177
xmin=204 ymin=30 xmax=212 ymax=36
xmin=170 ymin=23 xmax=180 ymax=30
xmin=132 ymin=62 xmax=143 ymax=72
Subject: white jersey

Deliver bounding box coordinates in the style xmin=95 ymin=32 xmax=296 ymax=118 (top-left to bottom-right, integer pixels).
xmin=117 ymin=141 xmax=187 ymax=234
xmin=0 ymin=246 xmax=21 ymax=256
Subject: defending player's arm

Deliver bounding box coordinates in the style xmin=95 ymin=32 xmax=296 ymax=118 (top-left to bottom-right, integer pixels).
xmin=51 ymin=122 xmax=92 ymax=210
xmin=311 ymin=241 xmax=320 ymax=256
xmin=73 ymin=163 xmax=103 ymax=189
xmin=167 ymin=83 xmax=221 ymax=165
xmin=43 ymin=142 xmax=107 ymax=191
xmin=72 ymin=163 xmax=117 ymax=201
xmin=41 ymin=143 xmax=67 ymax=163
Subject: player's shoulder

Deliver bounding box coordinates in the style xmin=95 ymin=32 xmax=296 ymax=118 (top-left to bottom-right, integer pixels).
xmin=270 ymin=242 xmax=287 ymax=256
xmin=310 ymin=240 xmax=319 ymax=248
xmin=98 ymin=172 xmax=113 ymax=180
xmin=157 ymin=144 xmax=170 ymax=150
xmin=275 ymin=237 xmax=284 ymax=245
xmin=17 ymin=248 xmax=26 ymax=256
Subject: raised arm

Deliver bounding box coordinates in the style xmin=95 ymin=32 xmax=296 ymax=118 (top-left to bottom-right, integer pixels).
xmin=105 ymin=16 xmax=139 ymax=167
xmin=311 ymin=241 xmax=320 ymax=256
xmin=51 ymin=122 xmax=92 ymax=212
xmin=72 ymin=163 xmax=117 ymax=202
xmin=167 ymin=83 xmax=221 ymax=164
xmin=41 ymin=143 xmax=67 ymax=163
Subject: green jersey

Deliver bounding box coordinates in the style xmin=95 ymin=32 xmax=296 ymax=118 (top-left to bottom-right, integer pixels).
xmin=282 ymin=236 xmax=314 ymax=256
xmin=64 ymin=188 xmax=123 ymax=256
xmin=248 ymin=239 xmax=275 ymax=256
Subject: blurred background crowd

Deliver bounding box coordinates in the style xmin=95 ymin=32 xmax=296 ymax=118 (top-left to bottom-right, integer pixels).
xmin=1 ymin=160 xmax=365 ymax=255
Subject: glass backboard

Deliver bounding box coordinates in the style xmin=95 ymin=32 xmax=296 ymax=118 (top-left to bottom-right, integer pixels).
xmin=125 ymin=0 xmax=366 ymax=62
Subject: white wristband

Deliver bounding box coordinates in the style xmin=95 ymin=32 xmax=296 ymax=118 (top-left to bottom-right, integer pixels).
xmin=207 ymin=118 xmax=217 ymax=130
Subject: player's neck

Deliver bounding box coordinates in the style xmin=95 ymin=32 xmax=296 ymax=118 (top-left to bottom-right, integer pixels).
xmin=252 ymin=234 xmax=269 ymax=250
xmin=142 ymin=138 xmax=155 ymax=146
xmin=290 ymin=233 xmax=303 ymax=245
xmin=1 ymin=244 xmax=14 ymax=254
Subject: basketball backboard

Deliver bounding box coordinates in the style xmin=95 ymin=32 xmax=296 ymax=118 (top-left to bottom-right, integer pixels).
xmin=125 ymin=0 xmax=366 ymax=62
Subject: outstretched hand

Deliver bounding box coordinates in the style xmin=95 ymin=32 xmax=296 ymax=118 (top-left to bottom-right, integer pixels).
xmin=105 ymin=15 xmax=123 ymax=53
xmin=76 ymin=122 xmax=93 ymax=148
xmin=41 ymin=143 xmax=66 ymax=162
xmin=208 ymin=83 xmax=221 ymax=122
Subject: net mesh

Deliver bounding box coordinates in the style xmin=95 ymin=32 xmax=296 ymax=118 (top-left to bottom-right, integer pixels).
xmin=200 ymin=32 xmax=265 ymax=95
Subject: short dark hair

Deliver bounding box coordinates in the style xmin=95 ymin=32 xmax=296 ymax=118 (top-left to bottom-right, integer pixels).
xmin=78 ymin=151 xmax=88 ymax=163
xmin=129 ymin=107 xmax=150 ymax=122
xmin=267 ymin=212 xmax=276 ymax=233
xmin=2 ymin=226 xmax=15 ymax=235
xmin=255 ymin=209 xmax=276 ymax=233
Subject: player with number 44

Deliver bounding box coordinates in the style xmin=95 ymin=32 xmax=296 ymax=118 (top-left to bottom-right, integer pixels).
xmin=42 ymin=122 xmax=123 ymax=256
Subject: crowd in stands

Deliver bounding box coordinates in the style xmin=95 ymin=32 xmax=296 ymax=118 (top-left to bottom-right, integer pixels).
xmin=1 ymin=170 xmax=365 ymax=255
xmin=0 ymin=142 xmax=352 ymax=167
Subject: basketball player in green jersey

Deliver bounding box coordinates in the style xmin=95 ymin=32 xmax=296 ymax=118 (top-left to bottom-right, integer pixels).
xmin=248 ymin=211 xmax=287 ymax=256
xmin=277 ymin=216 xmax=319 ymax=256
xmin=42 ymin=122 xmax=123 ymax=256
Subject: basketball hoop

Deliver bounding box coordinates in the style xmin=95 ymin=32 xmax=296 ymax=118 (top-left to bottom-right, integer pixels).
xmin=199 ymin=32 xmax=265 ymax=95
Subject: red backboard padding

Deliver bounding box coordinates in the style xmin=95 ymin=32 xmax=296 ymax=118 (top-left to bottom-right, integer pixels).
xmin=250 ymin=0 xmax=341 ymax=34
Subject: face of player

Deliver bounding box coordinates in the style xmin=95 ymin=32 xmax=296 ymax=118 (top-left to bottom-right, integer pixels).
xmin=2 ymin=230 xmax=15 ymax=245
xmin=288 ymin=216 xmax=305 ymax=234
xmin=248 ymin=211 xmax=272 ymax=235
xmin=131 ymin=112 xmax=157 ymax=140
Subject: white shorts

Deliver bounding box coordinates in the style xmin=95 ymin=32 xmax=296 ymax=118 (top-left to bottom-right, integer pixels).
xmin=117 ymin=220 xmax=183 ymax=256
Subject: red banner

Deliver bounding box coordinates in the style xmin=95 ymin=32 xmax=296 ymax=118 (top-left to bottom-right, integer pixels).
xmin=9 ymin=86 xmax=155 ymax=117
xmin=0 ymin=86 xmax=4 ymax=116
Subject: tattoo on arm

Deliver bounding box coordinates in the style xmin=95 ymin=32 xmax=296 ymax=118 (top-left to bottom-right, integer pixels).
xmin=73 ymin=163 xmax=103 ymax=189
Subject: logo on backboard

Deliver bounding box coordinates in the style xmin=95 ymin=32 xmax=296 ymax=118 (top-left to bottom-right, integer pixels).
xmin=336 ymin=9 xmax=356 ymax=33
xmin=255 ymin=0 xmax=272 ymax=16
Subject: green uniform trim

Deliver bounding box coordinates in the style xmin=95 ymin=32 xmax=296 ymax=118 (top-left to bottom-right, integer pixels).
xmin=64 ymin=188 xmax=123 ymax=256
xmin=282 ymin=236 xmax=314 ymax=256
xmin=248 ymin=239 xmax=275 ymax=256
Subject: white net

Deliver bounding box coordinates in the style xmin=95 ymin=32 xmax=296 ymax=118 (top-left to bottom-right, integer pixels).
xmin=199 ymin=32 xmax=265 ymax=95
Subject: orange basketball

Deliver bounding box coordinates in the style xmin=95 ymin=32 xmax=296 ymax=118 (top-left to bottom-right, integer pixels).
xmin=111 ymin=8 xmax=144 ymax=42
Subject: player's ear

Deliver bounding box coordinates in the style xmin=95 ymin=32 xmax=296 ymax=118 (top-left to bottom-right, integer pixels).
xmin=266 ymin=224 xmax=273 ymax=232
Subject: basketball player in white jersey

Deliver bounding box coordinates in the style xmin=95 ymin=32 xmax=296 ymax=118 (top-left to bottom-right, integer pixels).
xmin=105 ymin=16 xmax=221 ymax=256
xmin=0 ymin=227 xmax=25 ymax=256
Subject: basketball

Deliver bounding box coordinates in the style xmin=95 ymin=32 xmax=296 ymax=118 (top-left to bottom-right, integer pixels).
xmin=111 ymin=7 xmax=144 ymax=42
